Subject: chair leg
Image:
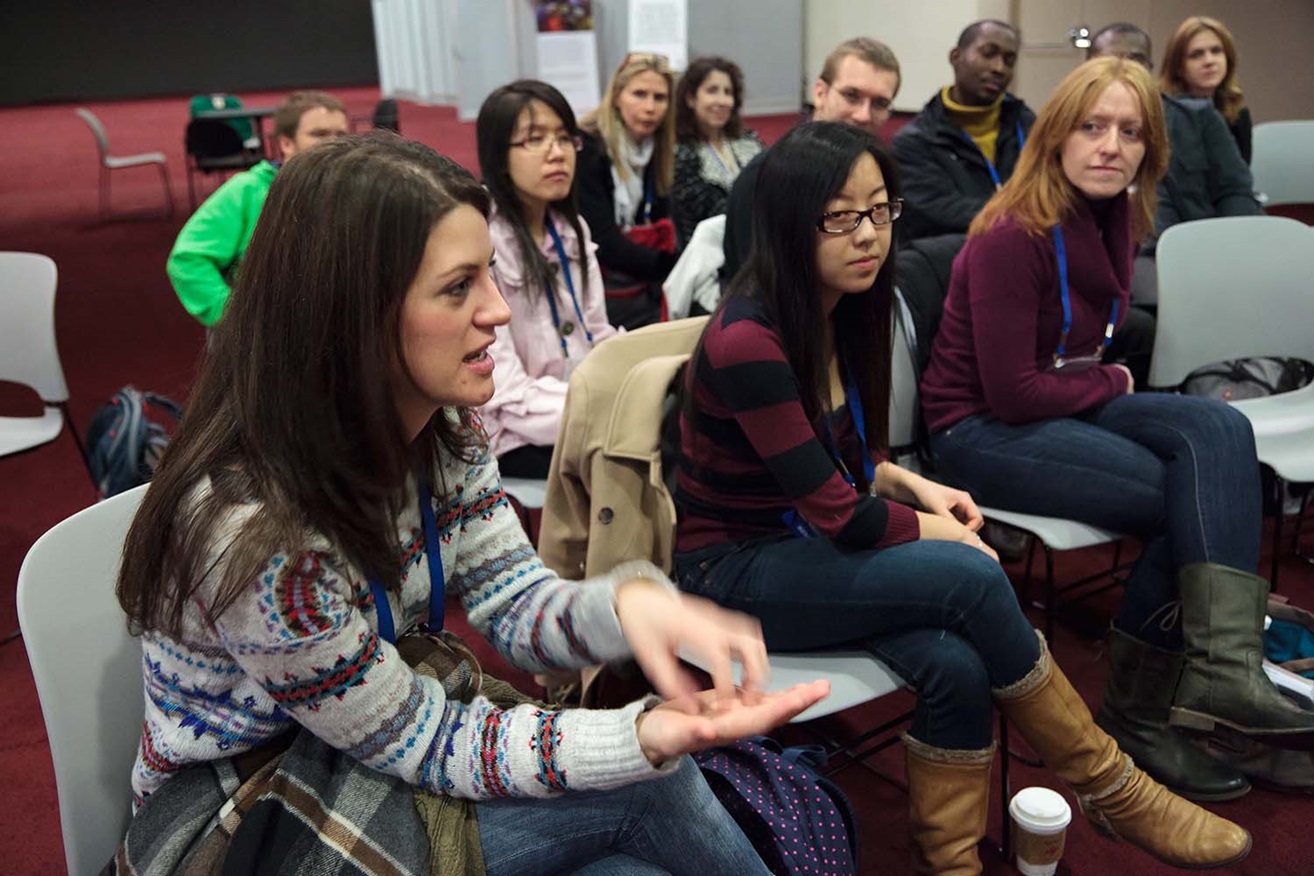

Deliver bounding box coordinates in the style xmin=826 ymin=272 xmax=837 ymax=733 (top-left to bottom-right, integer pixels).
xmin=157 ymin=162 xmax=175 ymax=217
xmin=99 ymin=165 xmax=110 ymax=220
xmin=59 ymin=403 xmax=93 ymax=485
xmin=999 ymin=714 xmax=1012 ymax=862
xmin=1043 ymin=546 xmax=1057 ymax=642
xmin=1271 ymin=474 xmax=1284 ymax=592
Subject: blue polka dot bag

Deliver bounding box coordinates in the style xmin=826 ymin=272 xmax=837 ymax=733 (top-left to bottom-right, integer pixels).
xmin=694 ymin=736 xmax=859 ymax=875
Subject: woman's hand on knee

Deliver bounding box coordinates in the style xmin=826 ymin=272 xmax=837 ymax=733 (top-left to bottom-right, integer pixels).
xmin=879 ymin=464 xmax=985 ymax=532
xmin=912 ymin=481 xmax=985 ymax=531
xmin=634 ymin=680 xmax=831 ymax=765
xmin=915 ymin=511 xmax=1000 ymax=562
xmin=615 ymin=581 xmax=770 ymax=704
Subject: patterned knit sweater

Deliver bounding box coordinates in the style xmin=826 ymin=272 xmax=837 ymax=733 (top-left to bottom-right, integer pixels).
xmin=132 ymin=436 xmax=674 ymax=805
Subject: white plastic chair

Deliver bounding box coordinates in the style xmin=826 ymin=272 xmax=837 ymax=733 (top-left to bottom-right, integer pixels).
xmin=16 ymin=485 xmax=148 ymax=876
xmin=75 ymin=108 xmax=174 ymax=220
xmin=0 ymin=252 xmax=88 ymax=466
xmin=501 ymin=476 xmax=548 ymax=509
xmin=889 ymin=291 xmax=1123 ymax=641
xmin=1252 ymin=121 xmax=1314 ymax=207
xmin=1150 ymin=214 xmax=1314 ymax=581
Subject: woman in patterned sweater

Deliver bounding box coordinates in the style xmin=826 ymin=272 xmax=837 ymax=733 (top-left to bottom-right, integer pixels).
xmin=674 ymin=121 xmax=1248 ymax=873
xmin=670 ymin=56 xmax=763 ymax=251
xmin=114 ymin=132 xmax=827 ymax=874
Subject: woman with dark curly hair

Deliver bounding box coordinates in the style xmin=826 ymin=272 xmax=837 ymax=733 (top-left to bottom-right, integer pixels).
xmin=670 ymin=55 xmax=763 ymax=249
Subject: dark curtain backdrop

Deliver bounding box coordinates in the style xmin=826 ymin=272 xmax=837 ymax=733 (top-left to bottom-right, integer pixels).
xmin=0 ymin=1 xmax=377 ymax=106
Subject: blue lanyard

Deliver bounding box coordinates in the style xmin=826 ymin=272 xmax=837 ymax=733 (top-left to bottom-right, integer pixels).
xmin=783 ymin=362 xmax=876 ymax=539
xmin=368 ymin=475 xmax=444 ymax=645
xmin=827 ymin=367 xmax=877 ymax=489
xmin=543 ymin=219 xmax=594 ymax=358
xmin=1052 ymin=226 xmax=1119 ymax=360
xmin=959 ymin=121 xmax=1025 ymax=189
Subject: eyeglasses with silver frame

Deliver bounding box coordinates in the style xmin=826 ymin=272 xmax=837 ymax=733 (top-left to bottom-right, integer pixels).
xmin=509 ymin=133 xmax=585 ymax=155
xmin=816 ymin=199 xmax=904 ymax=234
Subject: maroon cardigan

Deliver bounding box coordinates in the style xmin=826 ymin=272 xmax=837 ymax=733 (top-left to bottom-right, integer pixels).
xmin=920 ymin=195 xmax=1135 ymax=434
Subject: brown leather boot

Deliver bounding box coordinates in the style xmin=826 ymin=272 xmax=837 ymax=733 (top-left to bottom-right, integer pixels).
xmin=995 ymin=632 xmax=1251 ymax=869
xmin=904 ymin=734 xmax=994 ymax=875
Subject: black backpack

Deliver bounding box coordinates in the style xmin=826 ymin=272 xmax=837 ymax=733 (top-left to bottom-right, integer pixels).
xmin=85 ymin=386 xmax=183 ymax=499
xmin=1182 ymin=357 xmax=1314 ymax=402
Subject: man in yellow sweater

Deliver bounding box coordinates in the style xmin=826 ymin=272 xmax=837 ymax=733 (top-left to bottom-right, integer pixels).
xmin=893 ymin=20 xmax=1035 ymax=242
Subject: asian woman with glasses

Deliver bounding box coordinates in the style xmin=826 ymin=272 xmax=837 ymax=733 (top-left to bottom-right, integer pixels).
xmin=923 ymin=57 xmax=1314 ymax=807
xmin=674 ymin=120 xmax=1247 ymax=874
xmin=476 ymin=80 xmax=618 ymax=479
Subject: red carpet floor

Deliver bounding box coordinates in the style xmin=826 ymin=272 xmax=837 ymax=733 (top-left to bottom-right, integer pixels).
xmin=2 ymin=88 xmax=1312 ymax=875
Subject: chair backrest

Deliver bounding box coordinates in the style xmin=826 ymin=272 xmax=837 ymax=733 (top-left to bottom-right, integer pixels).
xmin=1149 ymin=215 xmax=1314 ymax=387
xmin=75 ymin=107 xmax=110 ymax=161
xmin=0 ymin=252 xmax=69 ymax=403
xmin=189 ymin=92 xmax=242 ymax=117
xmin=1252 ymin=121 xmax=1314 ymax=207
xmin=888 ymin=289 xmax=920 ymax=452
xmin=185 ymin=118 xmax=246 ymax=160
xmin=373 ymin=98 xmax=400 ymax=133
xmin=17 ymin=485 xmax=149 ymax=876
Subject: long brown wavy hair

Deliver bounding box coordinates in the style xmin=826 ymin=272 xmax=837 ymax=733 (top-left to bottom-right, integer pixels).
xmin=970 ymin=56 xmax=1168 ymax=241
xmin=1160 ymin=16 xmax=1246 ymax=125
xmin=117 ymin=133 xmax=486 ymax=638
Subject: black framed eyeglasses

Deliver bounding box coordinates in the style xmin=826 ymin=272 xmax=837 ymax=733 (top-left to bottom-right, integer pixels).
xmin=816 ymin=199 xmax=904 ymax=234
xmin=509 ymin=133 xmax=585 ymax=154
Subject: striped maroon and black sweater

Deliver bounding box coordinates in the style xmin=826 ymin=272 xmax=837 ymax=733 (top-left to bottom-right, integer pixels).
xmin=675 ymin=297 xmax=920 ymax=553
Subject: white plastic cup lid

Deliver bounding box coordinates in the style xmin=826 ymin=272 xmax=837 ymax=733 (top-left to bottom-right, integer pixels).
xmin=1009 ymin=786 xmax=1072 ymax=835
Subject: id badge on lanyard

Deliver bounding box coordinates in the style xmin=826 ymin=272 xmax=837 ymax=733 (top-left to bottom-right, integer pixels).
xmin=1048 ymin=226 xmax=1119 ymax=373
xmin=782 ymin=365 xmax=876 ymax=538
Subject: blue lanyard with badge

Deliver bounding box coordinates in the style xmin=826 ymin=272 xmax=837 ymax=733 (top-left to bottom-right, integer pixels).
xmin=368 ymin=475 xmax=444 ymax=643
xmin=782 ymin=363 xmax=876 ymax=539
xmin=1050 ymin=226 xmax=1120 ymax=371
xmin=544 ymin=217 xmax=595 ymax=360
xmin=960 ymin=121 xmax=1025 ymax=190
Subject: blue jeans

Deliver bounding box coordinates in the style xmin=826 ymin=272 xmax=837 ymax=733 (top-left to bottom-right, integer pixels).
xmin=674 ymin=537 xmax=1041 ymax=750
xmin=475 ymin=756 xmax=769 ymax=875
xmin=930 ymin=393 xmax=1262 ymax=649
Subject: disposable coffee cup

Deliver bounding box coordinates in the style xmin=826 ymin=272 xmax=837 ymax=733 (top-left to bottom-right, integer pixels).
xmin=1009 ymin=786 xmax=1072 ymax=876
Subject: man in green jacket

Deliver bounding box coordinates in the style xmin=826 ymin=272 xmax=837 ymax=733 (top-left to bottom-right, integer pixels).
xmin=167 ymin=91 xmax=350 ymax=326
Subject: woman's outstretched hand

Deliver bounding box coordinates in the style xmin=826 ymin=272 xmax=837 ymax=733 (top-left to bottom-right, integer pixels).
xmin=616 ymin=580 xmax=771 ymax=704
xmin=635 ymin=681 xmax=831 ymax=765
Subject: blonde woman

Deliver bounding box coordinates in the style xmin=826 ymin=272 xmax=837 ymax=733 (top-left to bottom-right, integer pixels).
xmin=578 ymin=53 xmax=678 ymax=327
xmin=1161 ymin=16 xmax=1252 ymax=163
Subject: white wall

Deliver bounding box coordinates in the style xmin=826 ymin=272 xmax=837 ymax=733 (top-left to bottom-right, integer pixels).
xmin=803 ymin=0 xmax=1011 ymax=113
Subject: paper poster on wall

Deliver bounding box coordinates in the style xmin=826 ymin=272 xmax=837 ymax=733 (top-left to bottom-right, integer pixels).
xmin=627 ymin=0 xmax=687 ymax=71
xmin=535 ymin=1 xmax=601 ymax=115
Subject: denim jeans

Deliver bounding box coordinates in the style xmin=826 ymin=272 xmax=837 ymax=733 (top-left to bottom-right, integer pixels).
xmin=475 ymin=756 xmax=769 ymax=875
xmin=929 ymin=393 xmax=1262 ymax=649
xmin=674 ymin=537 xmax=1041 ymax=750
